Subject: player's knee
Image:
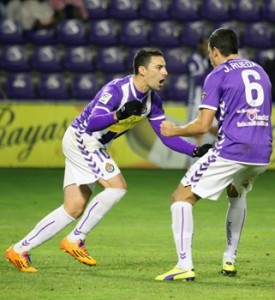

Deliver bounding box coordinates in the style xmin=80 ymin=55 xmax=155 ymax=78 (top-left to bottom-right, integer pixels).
xmin=64 ymin=202 xmax=86 ymax=219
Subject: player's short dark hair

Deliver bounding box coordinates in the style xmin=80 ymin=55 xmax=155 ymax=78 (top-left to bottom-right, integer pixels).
xmin=208 ymin=28 xmax=239 ymax=56
xmin=133 ymin=48 xmax=164 ymax=75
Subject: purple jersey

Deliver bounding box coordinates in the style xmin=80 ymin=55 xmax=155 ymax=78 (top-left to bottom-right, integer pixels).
xmin=200 ymin=58 xmax=272 ymax=164
xmin=71 ymin=75 xmax=196 ymax=156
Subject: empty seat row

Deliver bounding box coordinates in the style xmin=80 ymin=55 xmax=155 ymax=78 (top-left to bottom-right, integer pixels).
xmin=1 ymin=73 xmax=99 ymax=101
xmin=1 ymin=17 xmax=275 ymax=50
xmin=2 ymin=44 xmax=275 ymax=75
xmin=85 ymin=0 xmax=275 ymax=22
xmin=0 ymin=72 xmax=191 ymax=102
xmin=0 ymin=45 xmax=191 ymax=74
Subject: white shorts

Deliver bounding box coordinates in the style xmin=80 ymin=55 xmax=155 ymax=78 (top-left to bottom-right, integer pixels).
xmin=62 ymin=126 xmax=121 ymax=189
xmin=181 ymin=151 xmax=267 ymax=200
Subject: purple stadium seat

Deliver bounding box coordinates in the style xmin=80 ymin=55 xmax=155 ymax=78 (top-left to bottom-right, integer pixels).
xmin=149 ymin=21 xmax=181 ymax=47
xmin=88 ymin=19 xmax=119 ymax=46
xmin=119 ymin=20 xmax=149 ymax=47
xmin=254 ymin=49 xmax=275 ymax=65
xmin=1 ymin=46 xmax=30 ymax=72
xmin=180 ymin=21 xmax=213 ymax=48
xmin=231 ymin=0 xmax=262 ymax=22
xmin=199 ymin=0 xmax=231 ymax=21
xmin=166 ymin=74 xmax=189 ymax=103
xmin=242 ymin=22 xmax=274 ymax=49
xmin=25 ymin=28 xmax=56 ymax=45
xmin=170 ymin=0 xmax=200 ymax=21
xmin=139 ymin=0 xmax=170 ymax=20
xmin=56 ymin=19 xmax=87 ymax=46
xmin=109 ymin=0 xmax=139 ymax=19
xmin=38 ymin=74 xmax=70 ymax=100
xmin=95 ymin=47 xmax=126 ymax=73
xmin=125 ymin=47 xmax=140 ymax=71
xmin=84 ymin=0 xmax=109 ymax=19
xmin=163 ymin=48 xmax=189 ymax=74
xmin=262 ymin=0 xmax=275 ymax=22
xmin=64 ymin=46 xmax=94 ymax=72
xmin=31 ymin=46 xmax=62 ymax=72
xmin=72 ymin=74 xmax=99 ymax=100
xmin=0 ymin=18 xmax=24 ymax=44
xmin=6 ymin=73 xmax=36 ymax=100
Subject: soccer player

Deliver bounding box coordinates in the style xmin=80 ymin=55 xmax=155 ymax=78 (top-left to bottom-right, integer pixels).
xmin=186 ymin=37 xmax=217 ymax=167
xmin=5 ymin=48 xmax=211 ymax=272
xmin=156 ymin=28 xmax=273 ymax=281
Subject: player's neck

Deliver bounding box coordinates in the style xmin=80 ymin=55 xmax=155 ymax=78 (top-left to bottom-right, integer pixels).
xmin=133 ymin=75 xmax=150 ymax=93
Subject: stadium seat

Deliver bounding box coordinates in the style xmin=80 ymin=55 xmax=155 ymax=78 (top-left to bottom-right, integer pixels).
xmin=109 ymin=0 xmax=140 ymax=19
xmin=254 ymin=49 xmax=275 ymax=65
xmin=149 ymin=21 xmax=181 ymax=47
xmin=84 ymin=0 xmax=109 ymax=19
xmin=180 ymin=21 xmax=213 ymax=48
xmin=163 ymin=48 xmax=189 ymax=74
xmin=64 ymin=46 xmax=94 ymax=72
xmin=31 ymin=46 xmax=62 ymax=72
xmin=25 ymin=28 xmax=56 ymax=45
xmin=125 ymin=47 xmax=140 ymax=71
xmin=139 ymin=0 xmax=170 ymax=20
xmin=262 ymin=0 xmax=275 ymax=22
xmin=88 ymin=19 xmax=119 ymax=46
xmin=231 ymin=0 xmax=262 ymax=22
xmin=214 ymin=20 xmax=244 ymax=45
xmin=38 ymin=74 xmax=70 ymax=100
xmin=119 ymin=20 xmax=149 ymax=47
xmin=1 ymin=46 xmax=30 ymax=72
xmin=5 ymin=73 xmax=37 ymax=100
xmin=199 ymin=0 xmax=231 ymax=21
xmin=0 ymin=18 xmax=24 ymax=45
xmin=166 ymin=75 xmax=189 ymax=103
xmin=95 ymin=47 xmax=126 ymax=73
xmin=242 ymin=22 xmax=274 ymax=49
xmin=56 ymin=19 xmax=87 ymax=46
xmin=72 ymin=74 xmax=99 ymax=100
xmin=169 ymin=0 xmax=200 ymax=21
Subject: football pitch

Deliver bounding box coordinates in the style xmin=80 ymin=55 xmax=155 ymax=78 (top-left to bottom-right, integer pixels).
xmin=0 ymin=168 xmax=274 ymax=300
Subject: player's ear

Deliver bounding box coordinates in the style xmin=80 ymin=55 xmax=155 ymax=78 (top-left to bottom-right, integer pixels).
xmin=138 ymin=66 xmax=146 ymax=77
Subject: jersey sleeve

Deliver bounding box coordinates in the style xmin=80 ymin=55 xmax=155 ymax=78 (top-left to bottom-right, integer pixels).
xmin=86 ymin=84 xmax=121 ymax=133
xmin=149 ymin=118 xmax=196 ymax=157
xmin=199 ymin=71 xmax=221 ymax=111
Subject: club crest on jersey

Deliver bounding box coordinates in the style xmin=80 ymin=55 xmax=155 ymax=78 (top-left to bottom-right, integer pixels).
xmin=246 ymin=108 xmax=258 ymax=121
xmin=105 ymin=162 xmax=115 ymax=173
xmin=201 ymin=92 xmax=206 ymax=100
xmin=99 ymin=93 xmax=112 ymax=104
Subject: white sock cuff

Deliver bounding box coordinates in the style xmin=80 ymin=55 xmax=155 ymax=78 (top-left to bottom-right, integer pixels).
xmin=227 ymin=195 xmax=246 ymax=209
xmin=171 ymin=201 xmax=192 ymax=212
xmin=61 ymin=205 xmax=76 ymax=221
xmin=103 ymin=188 xmax=127 ymax=204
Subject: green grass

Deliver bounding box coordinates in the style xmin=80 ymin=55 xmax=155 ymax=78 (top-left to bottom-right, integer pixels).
xmin=0 ymin=168 xmax=274 ymax=300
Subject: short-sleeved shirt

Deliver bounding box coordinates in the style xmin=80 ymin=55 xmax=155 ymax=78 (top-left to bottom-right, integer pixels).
xmin=200 ymin=58 xmax=273 ymax=164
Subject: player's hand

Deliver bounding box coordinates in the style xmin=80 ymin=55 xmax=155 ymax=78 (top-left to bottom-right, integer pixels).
xmin=192 ymin=143 xmax=212 ymax=157
xmin=160 ymin=120 xmax=176 ymax=137
xmin=116 ymin=100 xmax=143 ymax=120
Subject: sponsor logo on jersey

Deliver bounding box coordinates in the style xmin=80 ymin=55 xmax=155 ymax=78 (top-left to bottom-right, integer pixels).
xmin=99 ymin=93 xmax=112 ymax=104
xmin=105 ymin=162 xmax=115 ymax=173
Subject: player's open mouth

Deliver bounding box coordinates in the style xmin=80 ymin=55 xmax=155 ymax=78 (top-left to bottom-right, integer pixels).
xmin=159 ymin=79 xmax=165 ymax=86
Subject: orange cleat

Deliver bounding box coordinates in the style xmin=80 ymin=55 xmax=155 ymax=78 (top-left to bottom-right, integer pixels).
xmin=60 ymin=238 xmax=96 ymax=266
xmin=5 ymin=246 xmax=37 ymax=272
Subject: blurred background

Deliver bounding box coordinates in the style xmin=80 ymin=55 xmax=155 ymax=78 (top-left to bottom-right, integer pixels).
xmin=0 ymin=0 xmax=274 ymax=169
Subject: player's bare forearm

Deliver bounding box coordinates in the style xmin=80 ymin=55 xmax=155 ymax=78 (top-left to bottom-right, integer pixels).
xmin=160 ymin=119 xmax=208 ymax=137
